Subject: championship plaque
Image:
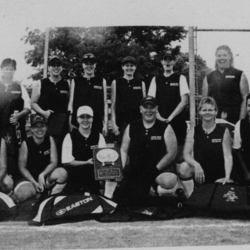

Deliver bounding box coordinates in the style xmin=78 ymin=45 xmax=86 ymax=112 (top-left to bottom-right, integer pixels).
xmin=92 ymin=143 xmax=123 ymax=180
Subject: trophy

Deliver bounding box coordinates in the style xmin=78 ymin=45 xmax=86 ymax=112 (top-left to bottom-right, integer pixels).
xmin=92 ymin=143 xmax=123 ymax=181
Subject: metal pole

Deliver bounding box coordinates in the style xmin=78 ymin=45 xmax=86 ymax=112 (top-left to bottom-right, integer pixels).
xmin=43 ymin=27 xmax=50 ymax=78
xmin=189 ymin=26 xmax=196 ymax=127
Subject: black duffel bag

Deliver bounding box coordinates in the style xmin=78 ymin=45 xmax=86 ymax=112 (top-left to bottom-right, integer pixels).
xmin=186 ymin=183 xmax=250 ymax=217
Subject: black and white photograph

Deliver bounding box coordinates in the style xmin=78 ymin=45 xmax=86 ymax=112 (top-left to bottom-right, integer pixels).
xmin=0 ymin=0 xmax=250 ymax=249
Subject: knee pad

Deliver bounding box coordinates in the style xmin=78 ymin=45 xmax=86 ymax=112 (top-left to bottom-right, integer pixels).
xmin=14 ymin=181 xmax=36 ymax=202
xmin=157 ymin=172 xmax=178 ymax=196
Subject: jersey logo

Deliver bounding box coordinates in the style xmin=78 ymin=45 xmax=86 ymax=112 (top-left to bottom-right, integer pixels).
xmin=55 ymin=196 xmax=94 ymax=216
xmin=44 ymin=150 xmax=50 ymax=155
xmin=212 ymin=139 xmax=222 ymax=143
xmin=151 ymin=136 xmax=162 ymax=140
xmin=94 ymin=85 xmax=102 ymax=90
xmin=11 ymin=91 xmax=21 ymax=94
xmin=133 ymin=86 xmax=141 ymax=89
xmin=60 ymin=90 xmax=68 ymax=94
xmin=226 ymin=75 xmax=235 ymax=78
xmin=4 ymin=133 xmax=12 ymax=145
xmin=170 ymin=83 xmax=179 ymax=86
xmin=223 ymin=188 xmax=238 ymax=202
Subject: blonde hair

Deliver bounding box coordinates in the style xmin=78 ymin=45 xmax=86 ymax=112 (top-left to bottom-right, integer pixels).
xmin=215 ymin=45 xmax=234 ymax=69
xmin=198 ymin=96 xmax=218 ymax=112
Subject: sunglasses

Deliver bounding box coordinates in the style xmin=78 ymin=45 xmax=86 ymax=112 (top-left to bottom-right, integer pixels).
xmin=50 ymin=63 xmax=62 ymax=67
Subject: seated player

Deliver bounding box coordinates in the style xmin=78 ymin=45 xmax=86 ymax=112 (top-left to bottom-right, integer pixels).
xmin=62 ymin=106 xmax=106 ymax=194
xmin=178 ymin=97 xmax=233 ymax=197
xmin=233 ymin=93 xmax=250 ymax=184
xmin=17 ymin=115 xmax=68 ymax=202
xmin=115 ymin=96 xmax=181 ymax=205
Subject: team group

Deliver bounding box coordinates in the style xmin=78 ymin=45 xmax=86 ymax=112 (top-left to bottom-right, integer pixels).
xmin=0 ymin=44 xmax=249 ymax=204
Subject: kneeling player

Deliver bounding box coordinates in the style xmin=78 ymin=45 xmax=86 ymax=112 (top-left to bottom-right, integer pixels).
xmin=116 ymin=96 xmax=182 ymax=205
xmin=17 ymin=115 xmax=67 ymax=202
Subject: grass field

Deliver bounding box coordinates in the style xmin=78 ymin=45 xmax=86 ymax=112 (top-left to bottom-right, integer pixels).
xmin=1 ymin=217 xmax=250 ymax=249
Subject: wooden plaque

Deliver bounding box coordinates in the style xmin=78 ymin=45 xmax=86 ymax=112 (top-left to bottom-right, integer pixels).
xmin=92 ymin=144 xmax=123 ymax=180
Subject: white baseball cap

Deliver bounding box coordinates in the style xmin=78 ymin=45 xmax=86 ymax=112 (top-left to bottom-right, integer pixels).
xmin=77 ymin=106 xmax=94 ymax=117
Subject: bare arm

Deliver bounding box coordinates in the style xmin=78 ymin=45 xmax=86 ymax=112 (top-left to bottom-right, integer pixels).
xmin=67 ymin=79 xmax=76 ymax=131
xmin=111 ymin=80 xmax=120 ymax=135
xmin=166 ymin=94 xmax=188 ymax=122
xmin=156 ymin=125 xmax=177 ymax=171
xmin=102 ymin=79 xmax=108 ymax=136
xmin=239 ymin=73 xmax=249 ymax=120
xmin=141 ymin=81 xmax=146 ymax=97
xmin=18 ymin=141 xmax=38 ymax=187
xmin=183 ymin=126 xmax=205 ymax=184
xmin=39 ymin=137 xmax=58 ymax=178
xmin=222 ymin=128 xmax=233 ymax=184
xmin=31 ymin=81 xmax=54 ymax=119
xmin=202 ymin=76 xmax=208 ymax=97
xmin=0 ymin=139 xmax=8 ymax=183
xmin=120 ymin=124 xmax=130 ymax=168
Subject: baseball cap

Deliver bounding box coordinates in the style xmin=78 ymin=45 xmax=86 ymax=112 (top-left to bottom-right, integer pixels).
xmin=122 ymin=56 xmax=136 ymax=65
xmin=140 ymin=96 xmax=157 ymax=107
xmin=48 ymin=56 xmax=62 ymax=66
xmin=82 ymin=53 xmax=96 ymax=63
xmin=31 ymin=114 xmax=47 ymax=127
xmin=162 ymin=52 xmax=174 ymax=60
xmin=77 ymin=106 xmax=94 ymax=117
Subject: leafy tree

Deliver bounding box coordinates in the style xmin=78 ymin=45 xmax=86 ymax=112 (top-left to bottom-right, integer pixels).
xmin=22 ymin=26 xmax=188 ymax=83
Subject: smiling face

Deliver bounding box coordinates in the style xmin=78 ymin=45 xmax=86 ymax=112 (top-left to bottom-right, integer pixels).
xmin=199 ymin=103 xmax=217 ymax=122
xmin=140 ymin=103 xmax=158 ymax=123
xmin=82 ymin=61 xmax=96 ymax=77
xmin=48 ymin=62 xmax=62 ymax=77
xmin=77 ymin=114 xmax=93 ymax=130
xmin=161 ymin=57 xmax=175 ymax=73
xmin=1 ymin=65 xmax=15 ymax=81
xmin=122 ymin=62 xmax=136 ymax=77
xmin=31 ymin=122 xmax=47 ymax=139
xmin=215 ymin=49 xmax=231 ymax=70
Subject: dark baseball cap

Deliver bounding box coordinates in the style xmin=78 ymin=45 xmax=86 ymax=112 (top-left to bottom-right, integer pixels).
xmin=82 ymin=53 xmax=96 ymax=63
xmin=122 ymin=56 xmax=136 ymax=65
xmin=162 ymin=52 xmax=174 ymax=60
xmin=140 ymin=96 xmax=157 ymax=107
xmin=31 ymin=114 xmax=47 ymax=127
xmin=48 ymin=56 xmax=62 ymax=66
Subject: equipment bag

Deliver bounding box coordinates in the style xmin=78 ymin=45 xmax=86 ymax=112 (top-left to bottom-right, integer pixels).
xmin=0 ymin=192 xmax=17 ymax=219
xmin=30 ymin=192 xmax=117 ymax=226
xmin=186 ymin=183 xmax=250 ymax=216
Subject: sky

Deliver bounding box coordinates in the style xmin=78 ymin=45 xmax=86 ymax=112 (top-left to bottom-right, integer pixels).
xmin=1 ymin=0 xmax=250 ymax=85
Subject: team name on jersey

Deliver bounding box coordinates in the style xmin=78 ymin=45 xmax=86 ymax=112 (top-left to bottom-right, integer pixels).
xmin=170 ymin=83 xmax=179 ymax=87
xmin=60 ymin=90 xmax=68 ymax=94
xmin=44 ymin=150 xmax=50 ymax=155
xmin=151 ymin=136 xmax=162 ymax=140
xmin=212 ymin=139 xmax=222 ymax=143
xmin=94 ymin=85 xmax=102 ymax=90
xmin=55 ymin=196 xmax=94 ymax=216
xmin=133 ymin=86 xmax=141 ymax=90
xmin=11 ymin=91 xmax=21 ymax=94
xmin=226 ymin=75 xmax=235 ymax=78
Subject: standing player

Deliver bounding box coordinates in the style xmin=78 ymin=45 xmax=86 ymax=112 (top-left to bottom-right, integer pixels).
xmin=202 ymin=45 xmax=249 ymax=124
xmin=17 ymin=115 xmax=68 ymax=201
xmin=0 ymin=58 xmax=31 ymax=196
xmin=148 ymin=50 xmax=189 ymax=162
xmin=31 ymin=56 xmax=70 ymax=158
xmin=116 ymin=96 xmax=179 ymax=204
xmin=111 ymin=56 xmax=146 ymax=141
xmin=68 ymin=53 xmax=108 ymax=136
